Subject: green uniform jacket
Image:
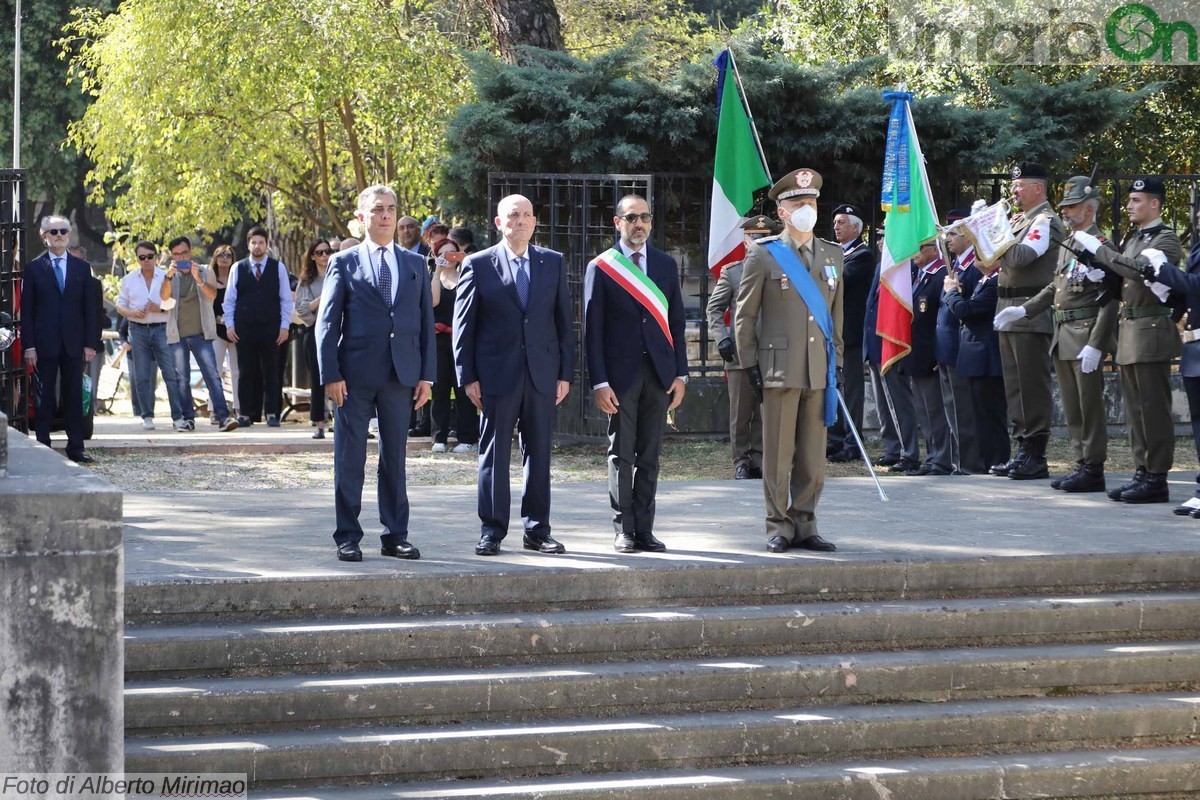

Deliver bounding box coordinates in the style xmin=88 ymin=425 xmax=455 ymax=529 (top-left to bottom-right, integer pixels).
xmin=1023 ymin=224 xmax=1118 ymax=360
xmin=993 ymin=200 xmax=1065 ymax=335
xmin=733 ymin=232 xmax=844 ymax=389
xmin=706 ymin=261 xmax=746 ymax=369
xmin=1090 ymin=223 xmax=1183 ymax=365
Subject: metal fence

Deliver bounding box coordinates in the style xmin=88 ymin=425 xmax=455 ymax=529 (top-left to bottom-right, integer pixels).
xmin=0 ymin=170 xmax=28 ymax=432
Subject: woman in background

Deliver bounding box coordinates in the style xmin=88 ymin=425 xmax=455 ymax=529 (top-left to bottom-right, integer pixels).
xmin=210 ymin=244 xmax=240 ymax=423
xmin=296 ymin=239 xmax=331 ymax=438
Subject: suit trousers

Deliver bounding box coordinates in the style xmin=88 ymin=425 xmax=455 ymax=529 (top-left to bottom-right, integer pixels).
xmin=236 ymin=324 xmax=281 ymax=421
xmin=870 ymin=363 xmax=920 ymax=463
xmin=32 ymin=352 xmax=85 ymax=458
xmin=331 ymin=371 xmax=414 ymax=545
xmin=1120 ymin=361 xmax=1175 ymax=473
xmin=761 ymin=387 xmax=826 ymax=542
xmin=998 ymin=330 xmax=1053 ymax=440
xmin=303 ymin=327 xmax=327 ymax=425
xmin=432 ymin=333 xmax=478 ymax=445
xmin=727 ymin=367 xmax=762 ymax=469
xmin=910 ymin=374 xmax=953 ymax=471
xmin=477 ymin=368 xmax=554 ymax=540
xmin=828 ymin=349 xmax=865 ymax=454
xmin=970 ymin=375 xmax=1011 ymax=468
xmin=938 ymin=364 xmax=981 ymax=472
xmin=608 ymin=355 xmax=671 ymax=534
xmin=1183 ymin=376 xmax=1200 ymax=499
xmin=1055 ymin=357 xmax=1107 ymax=466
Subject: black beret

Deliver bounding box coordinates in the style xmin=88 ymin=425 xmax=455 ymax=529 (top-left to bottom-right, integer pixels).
xmin=1011 ymin=162 xmax=1048 ymax=181
xmin=1128 ymin=176 xmax=1166 ymax=197
xmin=832 ymin=203 xmax=863 ymax=219
xmin=946 ymin=208 xmax=971 ymax=222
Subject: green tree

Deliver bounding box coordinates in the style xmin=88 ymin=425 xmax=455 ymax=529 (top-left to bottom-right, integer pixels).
xmin=65 ymin=0 xmax=469 ymax=240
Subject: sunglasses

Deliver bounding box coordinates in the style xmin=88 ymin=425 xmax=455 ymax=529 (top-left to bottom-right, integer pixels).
xmin=136 ymin=253 xmax=157 ymax=261
xmin=313 ymin=248 xmax=331 ymax=256
xmin=619 ymin=213 xmax=652 ymax=224
xmin=45 ymin=228 xmax=69 ymax=236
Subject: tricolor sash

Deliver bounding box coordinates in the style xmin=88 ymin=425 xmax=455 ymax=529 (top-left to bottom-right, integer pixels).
xmin=762 ymin=240 xmax=838 ymax=427
xmin=592 ymin=248 xmax=673 ymax=347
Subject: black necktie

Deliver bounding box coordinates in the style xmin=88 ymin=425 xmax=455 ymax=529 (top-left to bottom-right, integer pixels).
xmin=378 ymin=247 xmax=392 ymax=302
xmin=631 ymin=251 xmax=642 ymax=269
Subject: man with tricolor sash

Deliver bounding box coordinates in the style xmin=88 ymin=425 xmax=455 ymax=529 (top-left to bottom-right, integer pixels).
xmin=584 ymin=194 xmax=689 ymax=554
xmin=734 ymin=168 xmax=842 ymax=554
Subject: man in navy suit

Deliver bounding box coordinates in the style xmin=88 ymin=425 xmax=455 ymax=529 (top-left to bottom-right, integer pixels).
xmin=454 ymin=194 xmax=575 ymax=556
xmin=317 ymin=186 xmax=435 ymax=563
xmin=21 ymin=216 xmax=98 ymax=463
xmin=898 ymin=243 xmax=952 ymax=475
xmin=584 ymin=194 xmax=688 ymax=553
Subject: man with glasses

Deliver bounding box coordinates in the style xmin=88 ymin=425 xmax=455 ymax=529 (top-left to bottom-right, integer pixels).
xmin=21 ymin=216 xmax=98 ymax=461
xmin=585 ymin=195 xmax=689 ymax=553
xmin=159 ymin=237 xmax=238 ymax=432
xmin=117 ymin=240 xmax=186 ymax=431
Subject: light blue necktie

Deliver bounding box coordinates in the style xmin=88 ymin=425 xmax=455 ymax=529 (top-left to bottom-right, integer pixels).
xmin=53 ymin=257 xmax=65 ymax=292
xmin=515 ymin=256 xmax=529 ymax=310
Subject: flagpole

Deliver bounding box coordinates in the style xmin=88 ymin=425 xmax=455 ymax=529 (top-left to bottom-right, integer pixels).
xmin=726 ymin=48 xmax=771 ymax=179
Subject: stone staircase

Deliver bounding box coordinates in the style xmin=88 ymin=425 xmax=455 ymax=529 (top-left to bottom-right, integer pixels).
xmin=124 ymin=552 xmax=1200 ymax=798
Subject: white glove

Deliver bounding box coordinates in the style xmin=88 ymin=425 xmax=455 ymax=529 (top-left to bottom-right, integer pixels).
xmin=1146 ymin=280 xmax=1171 ymax=303
xmin=1086 ymin=268 xmax=1106 ymax=282
xmin=1072 ymin=230 xmax=1102 ymax=255
xmin=1079 ymin=345 xmax=1102 ymax=374
xmin=994 ymin=306 xmax=1027 ymax=330
xmin=1142 ymin=248 xmax=1167 ymax=268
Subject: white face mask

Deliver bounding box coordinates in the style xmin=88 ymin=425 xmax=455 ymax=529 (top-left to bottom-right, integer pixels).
xmin=789 ymin=205 xmax=817 ymax=233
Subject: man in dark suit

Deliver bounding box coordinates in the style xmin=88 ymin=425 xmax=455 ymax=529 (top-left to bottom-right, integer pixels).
xmin=865 ymin=258 xmax=922 ymax=472
xmin=317 ymin=186 xmax=435 ymax=563
xmin=454 ymin=194 xmax=575 ymax=556
xmin=898 ymin=243 xmax=952 ymax=475
xmin=827 ymin=204 xmax=874 ymax=463
xmin=585 ymin=194 xmax=689 ymax=553
xmin=21 ymin=216 xmax=98 ymax=463
xmin=938 ymin=213 xmax=983 ymax=473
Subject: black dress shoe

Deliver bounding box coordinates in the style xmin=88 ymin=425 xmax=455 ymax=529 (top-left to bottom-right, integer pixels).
xmin=909 ymin=464 xmax=952 ymax=476
xmin=766 ymin=535 xmax=790 ymax=553
xmin=734 ymin=463 xmax=752 ymax=480
xmin=876 ymin=454 xmax=901 ymax=467
xmin=523 ymin=534 xmax=566 ymax=554
xmin=828 ymin=447 xmax=859 ymax=463
xmin=614 ymin=533 xmax=638 ymax=553
xmin=889 ymin=459 xmax=921 ymax=474
xmin=381 ymin=538 xmax=421 ymax=560
xmin=795 ymin=534 xmax=837 ymax=552
xmin=337 ymin=542 xmax=363 ymax=562
xmin=1174 ymin=499 xmax=1200 ymax=516
xmin=475 ymin=536 xmax=502 ymax=556
xmin=633 ymin=532 xmax=667 ymax=552
xmin=68 ymin=453 xmax=95 ymax=464
xmin=747 ymin=466 xmax=763 ymax=479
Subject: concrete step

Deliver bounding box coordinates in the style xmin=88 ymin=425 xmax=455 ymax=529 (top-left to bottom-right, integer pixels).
xmin=124 ymin=691 xmax=1200 ymax=786
xmin=124 ymin=640 xmax=1200 ymax=736
xmin=125 ymin=551 xmax=1200 ymax=624
xmin=246 ymin=746 xmax=1200 ymax=799
xmin=124 ymin=592 xmax=1200 ymax=678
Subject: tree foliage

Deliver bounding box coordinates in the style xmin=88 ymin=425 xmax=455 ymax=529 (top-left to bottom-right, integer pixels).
xmin=64 ymin=0 xmax=469 ymax=240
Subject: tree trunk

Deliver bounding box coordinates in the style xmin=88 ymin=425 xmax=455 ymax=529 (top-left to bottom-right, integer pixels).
xmin=482 ymin=0 xmax=565 ymax=63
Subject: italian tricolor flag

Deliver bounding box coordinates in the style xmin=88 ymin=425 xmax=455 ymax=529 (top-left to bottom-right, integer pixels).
xmin=707 ymin=50 xmax=771 ymax=279
xmin=878 ymin=90 xmax=939 ymax=373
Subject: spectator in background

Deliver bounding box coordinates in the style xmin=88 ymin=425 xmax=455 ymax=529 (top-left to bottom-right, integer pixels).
xmin=397 ymin=217 xmax=428 ymax=257
xmin=428 ymin=224 xmax=478 ymax=453
xmin=159 ymin=236 xmax=238 ymax=432
xmin=296 ymin=239 xmax=332 ymax=439
xmin=340 ymin=237 xmax=360 ymax=251
xmin=210 ymin=244 xmax=240 ymax=422
xmin=448 ymin=226 xmax=476 ymax=254
xmin=420 ymin=216 xmax=441 ymax=251
xmin=117 ymin=240 xmax=185 ymax=431
xmin=826 ymin=204 xmax=874 ymax=463
xmin=222 ymin=226 xmax=294 ymax=427
xmin=117 ymin=315 xmax=142 ymax=418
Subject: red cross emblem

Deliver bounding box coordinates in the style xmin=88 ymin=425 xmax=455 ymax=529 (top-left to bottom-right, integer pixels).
xmin=1027 ymin=228 xmax=1042 ymax=241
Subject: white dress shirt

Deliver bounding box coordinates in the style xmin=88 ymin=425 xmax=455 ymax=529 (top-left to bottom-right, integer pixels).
xmin=118 ymin=268 xmax=170 ymax=324
xmin=221 ymin=259 xmax=295 ymax=329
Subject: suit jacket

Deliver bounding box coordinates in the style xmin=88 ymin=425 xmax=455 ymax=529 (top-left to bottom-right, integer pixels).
xmin=706 ymin=261 xmax=743 ymax=367
xmin=316 ymin=241 xmax=436 ymax=389
xmin=840 ymin=237 xmax=875 ymax=351
xmin=1023 ymin=224 xmax=1119 ymax=361
xmin=944 ymin=272 xmax=1003 ymax=378
xmin=936 ymin=259 xmax=980 ymax=366
xmin=992 ymin=200 xmax=1065 ymax=335
xmin=21 ymin=251 xmax=97 ymax=360
xmin=1091 ymin=222 xmax=1184 ymax=365
xmin=453 ymin=243 xmax=575 ymax=396
xmin=864 ymin=259 xmax=885 ymax=366
xmin=899 ymin=262 xmax=946 ymax=377
xmin=734 ymin=232 xmax=844 ymax=389
xmin=584 ymin=244 xmax=687 ymax=393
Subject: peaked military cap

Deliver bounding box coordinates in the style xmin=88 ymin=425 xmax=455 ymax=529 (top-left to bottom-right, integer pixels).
xmin=1059 ymin=175 xmax=1098 ymax=207
xmin=1128 ymin=176 xmax=1166 ymax=197
xmin=769 ymin=168 xmax=822 ymax=202
xmin=946 ymin=208 xmax=971 ymax=222
xmin=1011 ymin=162 xmax=1048 ymax=181
xmin=741 ymin=215 xmax=782 ymax=234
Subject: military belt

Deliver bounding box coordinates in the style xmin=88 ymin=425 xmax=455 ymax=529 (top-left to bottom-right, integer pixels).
xmin=1053 ymin=307 xmax=1099 ymax=324
xmin=998 ymin=286 xmax=1041 ymax=299
xmin=1182 ymin=329 xmax=1200 ymax=344
xmin=1119 ymin=305 xmax=1172 ymax=320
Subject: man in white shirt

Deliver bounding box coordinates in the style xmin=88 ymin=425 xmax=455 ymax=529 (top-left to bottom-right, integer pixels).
xmin=116 ymin=241 xmax=185 ymax=431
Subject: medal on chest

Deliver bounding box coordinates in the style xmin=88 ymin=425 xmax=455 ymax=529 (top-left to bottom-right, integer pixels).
xmin=824 ymin=261 xmax=838 ymax=290
xmin=780 ymin=274 xmax=790 ymax=291
xmin=918 ymin=297 xmax=928 ymax=313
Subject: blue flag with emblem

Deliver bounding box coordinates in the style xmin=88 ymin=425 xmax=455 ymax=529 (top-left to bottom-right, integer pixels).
xmin=762 ymin=240 xmax=838 ymax=427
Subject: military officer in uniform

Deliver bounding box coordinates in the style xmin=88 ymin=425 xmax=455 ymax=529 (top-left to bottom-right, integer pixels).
xmin=985 ymin=162 xmax=1064 ymax=480
xmin=995 ymin=176 xmax=1118 ymax=492
xmin=707 ymin=216 xmax=776 ymax=479
xmin=734 ymin=168 xmax=842 ymax=553
xmin=1072 ymin=176 xmax=1183 ymax=504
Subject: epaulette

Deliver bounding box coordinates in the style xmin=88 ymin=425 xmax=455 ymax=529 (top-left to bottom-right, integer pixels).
xmin=818 ymin=237 xmax=839 ymax=247
xmin=755 ymin=234 xmax=782 ymax=244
